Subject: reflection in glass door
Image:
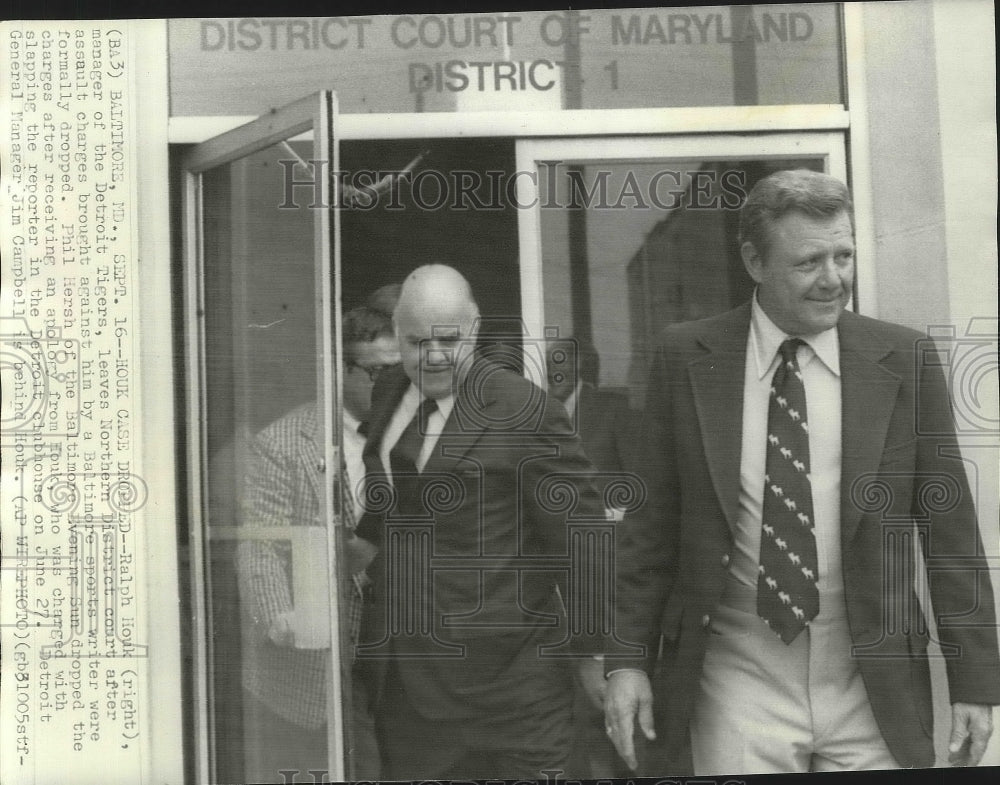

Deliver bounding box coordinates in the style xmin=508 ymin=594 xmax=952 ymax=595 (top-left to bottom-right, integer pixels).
xmin=182 ymin=93 xmax=357 ymax=783
xmin=517 ymin=134 xmax=847 ymax=412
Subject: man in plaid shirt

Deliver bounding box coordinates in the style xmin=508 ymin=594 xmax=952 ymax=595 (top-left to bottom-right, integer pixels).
xmin=236 ymin=304 xmax=400 ymax=782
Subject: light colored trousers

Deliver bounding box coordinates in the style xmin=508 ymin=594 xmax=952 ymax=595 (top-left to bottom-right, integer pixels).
xmin=691 ymin=576 xmax=899 ymax=774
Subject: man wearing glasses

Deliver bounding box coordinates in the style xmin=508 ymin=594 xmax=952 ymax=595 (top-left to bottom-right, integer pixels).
xmin=340 ymin=306 xmax=405 ymax=541
xmin=236 ymin=303 xmax=400 ymax=782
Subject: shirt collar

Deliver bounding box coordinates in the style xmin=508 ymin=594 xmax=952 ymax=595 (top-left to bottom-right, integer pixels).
xmin=750 ymin=290 xmax=841 ymax=380
xmin=403 ymin=383 xmax=455 ymax=421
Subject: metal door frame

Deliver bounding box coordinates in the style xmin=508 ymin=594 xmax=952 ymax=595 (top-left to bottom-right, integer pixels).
xmin=181 ymin=91 xmax=346 ymax=784
xmin=515 ymin=132 xmax=854 ymax=346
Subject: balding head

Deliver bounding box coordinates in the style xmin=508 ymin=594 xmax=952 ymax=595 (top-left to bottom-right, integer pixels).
xmin=396 ymin=264 xmax=479 ymax=326
xmin=394 ymin=265 xmax=480 ymax=399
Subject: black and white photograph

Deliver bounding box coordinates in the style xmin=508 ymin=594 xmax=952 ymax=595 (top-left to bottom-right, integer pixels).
xmin=1 ymin=3 xmax=998 ymax=783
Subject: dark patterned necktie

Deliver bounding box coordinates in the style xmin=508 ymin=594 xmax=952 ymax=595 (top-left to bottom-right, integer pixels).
xmin=757 ymin=338 xmax=819 ymax=644
xmin=389 ymin=397 xmax=438 ymax=516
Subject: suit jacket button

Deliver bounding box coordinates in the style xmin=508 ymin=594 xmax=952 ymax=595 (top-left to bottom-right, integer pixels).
xmin=721 ymin=553 xmax=731 ymax=567
xmin=701 ymin=614 xmax=711 ymax=628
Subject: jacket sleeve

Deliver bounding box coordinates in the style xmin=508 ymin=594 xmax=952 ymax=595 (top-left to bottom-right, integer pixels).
xmin=502 ymin=375 xmax=598 ymax=550
xmin=606 ymin=343 xmax=682 ymax=674
xmin=914 ymin=342 xmax=1000 ymax=704
xmin=235 ymin=428 xmax=296 ymax=628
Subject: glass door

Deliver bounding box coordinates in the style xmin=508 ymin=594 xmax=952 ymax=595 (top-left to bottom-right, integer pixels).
xmin=516 ymin=134 xmax=848 ymax=412
xmin=182 ymin=92 xmax=356 ymax=783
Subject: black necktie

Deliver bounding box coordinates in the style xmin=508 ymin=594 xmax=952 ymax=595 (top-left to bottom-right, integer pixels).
xmin=757 ymin=338 xmax=819 ymax=644
xmin=389 ymin=398 xmax=438 ymax=516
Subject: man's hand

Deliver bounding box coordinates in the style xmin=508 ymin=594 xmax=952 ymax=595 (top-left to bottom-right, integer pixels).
xmin=267 ymin=610 xmax=296 ymax=647
xmin=578 ymin=657 xmax=608 ymax=711
xmin=948 ymin=702 xmax=994 ymax=766
xmin=604 ymin=669 xmax=656 ymax=771
xmin=345 ymin=533 xmax=378 ymax=575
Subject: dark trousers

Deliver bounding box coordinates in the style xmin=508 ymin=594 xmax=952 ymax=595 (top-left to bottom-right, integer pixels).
xmin=375 ymin=662 xmax=574 ymax=780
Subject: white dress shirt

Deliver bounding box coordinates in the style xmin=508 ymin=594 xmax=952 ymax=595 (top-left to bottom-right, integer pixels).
xmin=730 ymin=293 xmax=845 ymax=604
xmin=342 ymin=410 xmax=368 ymax=515
xmin=378 ymin=383 xmax=455 ymax=479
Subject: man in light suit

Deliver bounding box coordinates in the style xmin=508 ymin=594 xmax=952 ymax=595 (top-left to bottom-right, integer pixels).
xmin=604 ymin=169 xmax=1000 ymax=774
xmin=354 ymin=264 xmax=604 ymax=779
xmin=236 ymin=305 xmax=399 ymax=782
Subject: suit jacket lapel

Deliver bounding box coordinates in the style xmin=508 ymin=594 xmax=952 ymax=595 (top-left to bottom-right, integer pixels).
xmin=688 ymin=304 xmax=751 ymax=533
xmin=421 ymin=368 xmax=494 ymax=474
xmin=683 ymin=305 xmax=902 ymax=541
xmin=837 ymin=312 xmax=901 ymax=541
xmin=364 ymin=365 xmax=489 ymax=477
xmin=296 ymin=405 xmax=326 ymax=509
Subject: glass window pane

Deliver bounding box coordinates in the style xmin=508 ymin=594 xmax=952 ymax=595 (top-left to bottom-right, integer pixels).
xmin=198 ymin=141 xmax=352 ymax=782
xmin=539 ymin=157 xmax=824 ymax=412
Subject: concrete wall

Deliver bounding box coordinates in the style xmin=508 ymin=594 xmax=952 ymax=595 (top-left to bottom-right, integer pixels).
xmin=864 ymin=0 xmax=998 ymax=766
xmin=932 ymin=0 xmax=999 ymax=767
xmin=863 ymin=0 xmax=951 ymax=332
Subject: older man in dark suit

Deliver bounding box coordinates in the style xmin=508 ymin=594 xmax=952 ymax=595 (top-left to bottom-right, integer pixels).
xmin=604 ymin=169 xmax=999 ymax=774
xmin=354 ymin=264 xmax=605 ymax=779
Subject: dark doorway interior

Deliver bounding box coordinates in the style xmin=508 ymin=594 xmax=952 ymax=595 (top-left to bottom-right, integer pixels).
xmin=340 ymin=137 xmax=519 ymax=321
xmin=170 ymin=133 xmax=522 ymax=783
